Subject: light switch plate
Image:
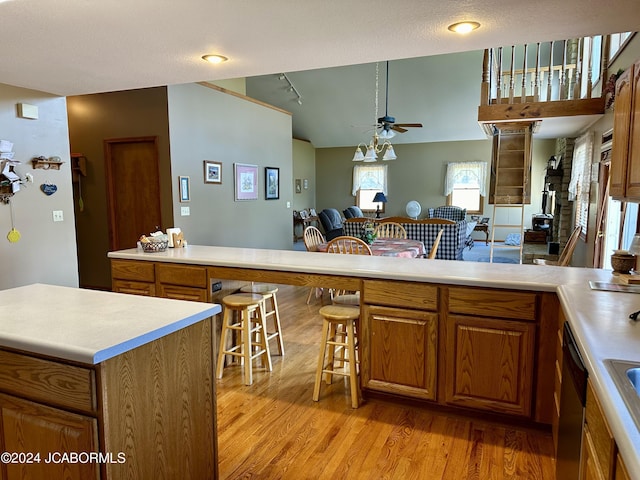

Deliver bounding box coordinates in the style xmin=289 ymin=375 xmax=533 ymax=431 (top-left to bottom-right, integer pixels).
xmin=181 ymin=206 xmax=190 ymax=216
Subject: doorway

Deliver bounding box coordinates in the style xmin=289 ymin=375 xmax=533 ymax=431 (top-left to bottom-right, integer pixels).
xmin=104 ymin=137 xmax=162 ymax=250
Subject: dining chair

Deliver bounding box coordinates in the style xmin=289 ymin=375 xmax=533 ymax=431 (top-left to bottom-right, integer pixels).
xmin=534 ymin=226 xmax=581 ymax=266
xmin=374 ymin=222 xmax=407 ymax=239
xmin=303 ymin=225 xmax=325 ymax=252
xmin=303 ymin=226 xmax=327 ymax=304
xmin=427 ymin=229 xmax=444 ymax=259
xmin=326 ymin=236 xmax=373 ymax=255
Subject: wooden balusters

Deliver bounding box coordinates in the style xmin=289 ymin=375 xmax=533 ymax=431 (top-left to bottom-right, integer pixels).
xmin=547 ymin=41 xmax=554 ymax=102
xmin=481 ymin=49 xmax=490 ymax=106
xmin=560 ymin=40 xmax=567 ymax=100
xmin=509 ymin=45 xmax=516 ymax=102
xmin=521 ymin=44 xmax=528 ymax=103
xmin=534 ymin=43 xmax=541 ymax=101
xmin=497 ymin=46 xmax=503 ymax=103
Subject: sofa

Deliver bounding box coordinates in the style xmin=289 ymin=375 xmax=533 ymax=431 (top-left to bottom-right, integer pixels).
xmin=343 ymin=216 xmax=467 ymax=260
xmin=428 ymin=205 xmax=475 ymax=250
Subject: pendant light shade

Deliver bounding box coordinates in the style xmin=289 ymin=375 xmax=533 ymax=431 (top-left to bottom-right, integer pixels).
xmin=352 ymin=147 xmax=365 ymax=162
xmin=363 ymin=145 xmax=377 ymax=162
xmin=382 ymin=144 xmax=397 ymax=160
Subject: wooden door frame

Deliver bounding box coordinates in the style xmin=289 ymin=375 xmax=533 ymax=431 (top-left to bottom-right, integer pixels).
xmin=104 ymin=136 xmax=161 ymax=251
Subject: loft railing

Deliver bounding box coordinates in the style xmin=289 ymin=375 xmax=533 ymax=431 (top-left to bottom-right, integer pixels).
xmin=480 ymin=36 xmax=611 ymax=107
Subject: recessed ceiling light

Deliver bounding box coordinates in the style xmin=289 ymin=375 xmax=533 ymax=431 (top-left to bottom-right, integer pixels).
xmin=202 ymin=54 xmax=229 ymax=64
xmin=447 ymin=21 xmax=481 ymax=34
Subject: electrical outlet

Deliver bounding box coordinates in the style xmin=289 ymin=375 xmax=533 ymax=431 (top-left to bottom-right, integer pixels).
xmin=52 ymin=210 xmax=64 ymax=222
xmin=181 ymin=206 xmax=190 ymax=216
xmin=286 ymin=201 xmax=291 ymax=208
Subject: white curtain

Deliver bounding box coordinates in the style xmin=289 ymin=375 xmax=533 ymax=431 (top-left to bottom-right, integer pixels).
xmin=352 ymin=164 xmax=388 ymax=196
xmin=568 ymin=132 xmax=594 ymax=201
xmin=444 ymin=161 xmax=488 ymax=196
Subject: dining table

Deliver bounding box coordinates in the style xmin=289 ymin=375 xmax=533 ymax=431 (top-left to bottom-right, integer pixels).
xmin=317 ymin=238 xmax=426 ymax=258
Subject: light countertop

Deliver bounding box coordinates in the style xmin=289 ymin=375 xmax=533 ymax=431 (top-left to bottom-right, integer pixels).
xmin=109 ymin=245 xmax=640 ymax=477
xmin=0 ymin=283 xmax=221 ymax=364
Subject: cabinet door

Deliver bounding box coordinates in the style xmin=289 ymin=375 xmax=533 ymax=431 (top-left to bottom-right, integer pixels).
xmin=363 ymin=305 xmax=437 ymax=400
xmin=0 ymin=394 xmax=99 ymax=480
xmin=615 ymin=453 xmax=631 ymax=480
xmin=445 ymin=314 xmax=535 ymax=416
xmin=626 ymin=60 xmax=640 ymax=199
xmin=610 ymin=64 xmax=634 ymax=199
xmin=581 ymin=425 xmax=607 ymax=480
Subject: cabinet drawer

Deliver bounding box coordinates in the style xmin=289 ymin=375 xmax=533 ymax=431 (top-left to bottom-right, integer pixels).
xmin=0 ymin=350 xmax=95 ymax=413
xmin=157 ymin=264 xmax=208 ymax=288
xmin=111 ymin=259 xmax=155 ymax=282
xmin=112 ymin=279 xmax=156 ymax=296
xmin=363 ymin=280 xmax=438 ymax=311
xmin=448 ymin=287 xmax=536 ymax=321
xmin=158 ymin=284 xmax=208 ymax=302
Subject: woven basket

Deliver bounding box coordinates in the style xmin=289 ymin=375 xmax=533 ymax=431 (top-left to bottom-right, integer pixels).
xmin=142 ymin=240 xmax=168 ymax=253
xmin=611 ymin=254 xmax=636 ymax=273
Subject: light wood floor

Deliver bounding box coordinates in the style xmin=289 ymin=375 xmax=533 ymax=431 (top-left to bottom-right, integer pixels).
xmin=216 ymin=285 xmax=556 ymax=480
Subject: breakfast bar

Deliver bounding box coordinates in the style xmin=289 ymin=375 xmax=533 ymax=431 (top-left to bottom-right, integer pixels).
xmin=108 ymin=245 xmax=640 ymax=479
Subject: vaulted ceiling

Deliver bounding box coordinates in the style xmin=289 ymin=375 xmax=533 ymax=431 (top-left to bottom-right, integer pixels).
xmin=2 ymin=0 xmax=638 ymax=146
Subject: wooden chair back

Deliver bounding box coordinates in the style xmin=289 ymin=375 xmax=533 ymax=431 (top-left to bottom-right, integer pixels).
xmin=558 ymin=226 xmax=582 ymax=266
xmin=374 ymin=222 xmax=407 ymax=239
xmin=427 ymin=229 xmax=444 ymax=259
xmin=326 ymin=236 xmax=372 ymax=255
xmin=303 ymin=226 xmax=325 ymax=252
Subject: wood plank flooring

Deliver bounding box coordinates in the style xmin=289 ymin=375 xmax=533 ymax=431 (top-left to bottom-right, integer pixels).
xmin=216 ymin=285 xmax=556 ymax=479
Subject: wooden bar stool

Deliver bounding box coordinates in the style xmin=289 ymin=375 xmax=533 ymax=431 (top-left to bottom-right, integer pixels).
xmin=313 ymin=304 xmax=361 ymax=408
xmin=216 ymin=293 xmax=272 ymax=386
xmin=239 ymin=283 xmax=284 ymax=355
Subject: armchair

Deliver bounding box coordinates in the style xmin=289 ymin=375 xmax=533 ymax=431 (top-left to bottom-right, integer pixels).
xmin=318 ymin=208 xmax=344 ymax=240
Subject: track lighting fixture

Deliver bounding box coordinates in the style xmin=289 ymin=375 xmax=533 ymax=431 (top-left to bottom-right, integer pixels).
xmin=278 ymin=72 xmax=303 ymax=106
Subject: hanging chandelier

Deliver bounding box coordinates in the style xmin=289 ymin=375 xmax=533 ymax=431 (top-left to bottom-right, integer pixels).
xmin=352 ymin=62 xmax=397 ymax=162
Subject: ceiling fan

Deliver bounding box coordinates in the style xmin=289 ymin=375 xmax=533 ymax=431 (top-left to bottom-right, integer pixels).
xmin=377 ymin=61 xmax=423 ymax=136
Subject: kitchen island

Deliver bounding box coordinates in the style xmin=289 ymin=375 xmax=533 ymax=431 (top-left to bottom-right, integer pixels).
xmin=109 ymin=245 xmax=640 ymax=479
xmin=0 ymin=283 xmax=221 ymax=480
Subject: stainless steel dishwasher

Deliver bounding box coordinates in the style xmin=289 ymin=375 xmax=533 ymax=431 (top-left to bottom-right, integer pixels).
xmin=556 ymin=322 xmax=588 ymax=480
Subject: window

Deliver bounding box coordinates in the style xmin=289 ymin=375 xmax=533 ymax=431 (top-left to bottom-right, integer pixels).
xmin=609 ymin=32 xmax=633 ymax=64
xmin=352 ymin=164 xmax=387 ymax=213
xmin=569 ymin=132 xmax=594 ymax=238
xmin=444 ymin=162 xmax=487 ymax=214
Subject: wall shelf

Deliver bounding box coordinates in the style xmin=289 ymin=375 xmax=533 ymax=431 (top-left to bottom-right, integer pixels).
xmin=31 ymin=157 xmax=64 ymax=170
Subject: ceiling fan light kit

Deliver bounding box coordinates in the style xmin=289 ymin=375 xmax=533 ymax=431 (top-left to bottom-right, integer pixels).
xmin=351 ymin=61 xmax=422 ymax=163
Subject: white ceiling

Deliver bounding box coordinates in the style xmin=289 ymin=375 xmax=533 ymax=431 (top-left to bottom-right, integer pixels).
xmin=2 ymin=0 xmax=638 ymax=145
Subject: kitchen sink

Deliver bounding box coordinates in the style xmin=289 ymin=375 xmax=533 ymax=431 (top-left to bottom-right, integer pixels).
xmin=605 ymin=359 xmax=640 ymax=432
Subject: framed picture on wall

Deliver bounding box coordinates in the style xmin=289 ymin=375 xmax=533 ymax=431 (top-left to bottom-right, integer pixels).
xmin=295 ymin=178 xmax=302 ymax=194
xmin=203 ymin=160 xmax=222 ymax=184
xmin=179 ymin=176 xmax=190 ymax=202
xmin=265 ymin=167 xmax=279 ymax=200
xmin=234 ymin=163 xmax=258 ymax=201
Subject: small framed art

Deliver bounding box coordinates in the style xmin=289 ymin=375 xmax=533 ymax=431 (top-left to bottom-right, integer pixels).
xmin=179 ymin=176 xmax=190 ymax=202
xmin=265 ymin=167 xmax=279 ymax=200
xmin=234 ymin=163 xmax=258 ymax=201
xmin=204 ymin=160 xmax=222 ymax=184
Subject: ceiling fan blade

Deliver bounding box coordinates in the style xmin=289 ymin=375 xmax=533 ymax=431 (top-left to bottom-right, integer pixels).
xmin=391 ymin=125 xmax=408 ymax=133
xmin=394 ymin=123 xmax=423 ymax=128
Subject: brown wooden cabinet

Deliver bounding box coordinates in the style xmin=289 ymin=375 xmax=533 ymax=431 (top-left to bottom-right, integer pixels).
xmin=0 ymin=393 xmax=99 ymax=480
xmin=361 ymin=280 xmax=438 ymax=400
xmin=611 ymin=60 xmax=640 ymax=200
xmin=0 ymin=320 xmax=217 ymax=480
xmin=111 ymin=259 xmax=209 ymax=302
xmin=444 ymin=286 xmax=537 ymax=416
xmin=581 ymin=380 xmax=617 ymax=480
xmin=364 ymin=305 xmax=438 ymax=400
